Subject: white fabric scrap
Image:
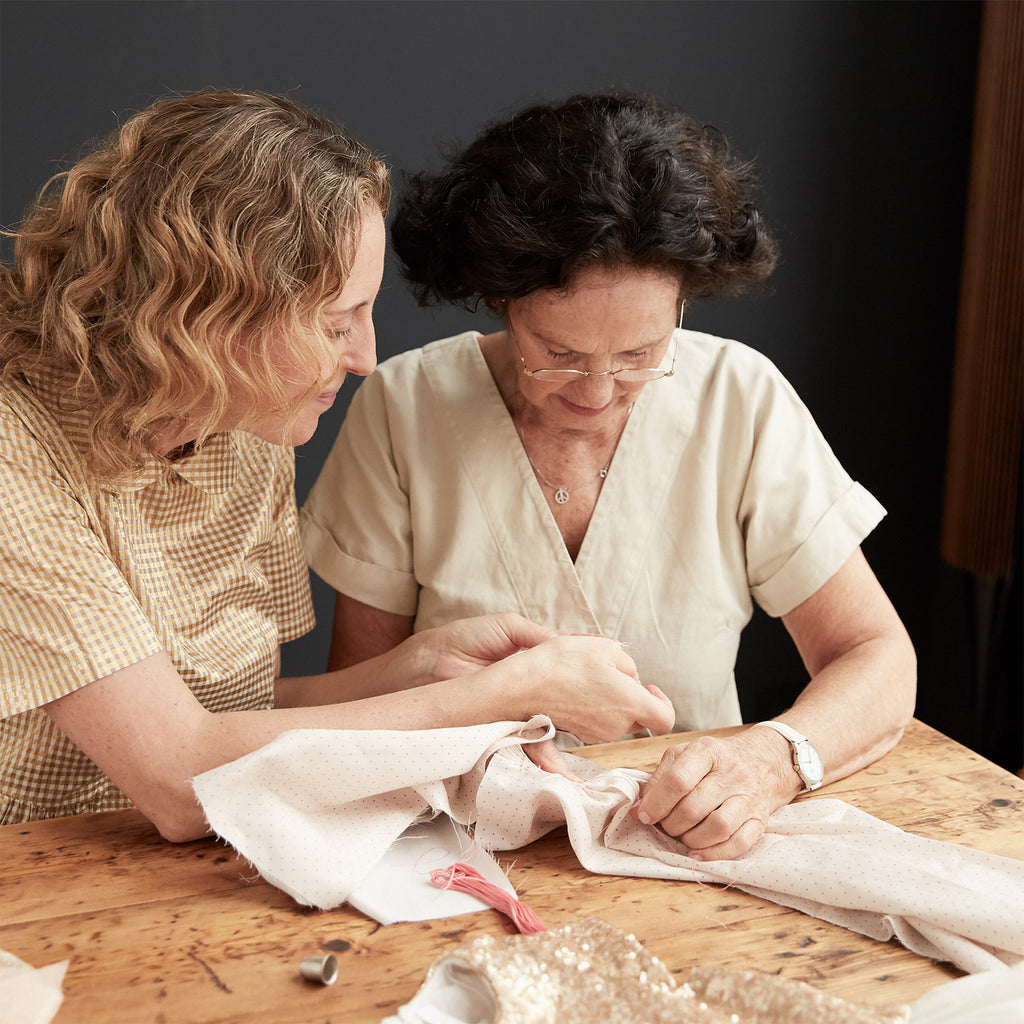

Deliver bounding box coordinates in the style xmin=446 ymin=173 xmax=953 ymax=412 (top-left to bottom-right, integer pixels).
xmin=0 ymin=951 xmax=68 ymax=1024
xmin=192 ymin=717 xmax=1024 ymax=973
xmin=349 ymin=814 xmax=518 ymax=925
xmin=910 ymin=960 xmax=1024 ymax=1022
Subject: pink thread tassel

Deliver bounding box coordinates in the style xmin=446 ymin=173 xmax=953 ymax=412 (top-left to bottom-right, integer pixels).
xmin=430 ymin=862 xmax=546 ymax=934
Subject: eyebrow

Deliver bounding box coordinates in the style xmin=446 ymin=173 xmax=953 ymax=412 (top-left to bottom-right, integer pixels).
xmin=531 ymin=329 xmax=660 ymax=355
xmin=326 ymin=299 xmax=371 ymax=320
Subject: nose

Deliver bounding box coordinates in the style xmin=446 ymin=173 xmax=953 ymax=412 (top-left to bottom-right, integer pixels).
xmin=566 ymin=371 xmax=617 ymax=407
xmin=344 ymin=323 xmax=377 ymax=377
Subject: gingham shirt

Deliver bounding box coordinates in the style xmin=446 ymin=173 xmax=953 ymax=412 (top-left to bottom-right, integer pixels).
xmin=0 ymin=370 xmax=316 ymax=823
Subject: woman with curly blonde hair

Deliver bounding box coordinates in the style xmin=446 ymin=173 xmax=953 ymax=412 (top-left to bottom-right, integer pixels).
xmin=0 ymin=90 xmax=673 ymax=840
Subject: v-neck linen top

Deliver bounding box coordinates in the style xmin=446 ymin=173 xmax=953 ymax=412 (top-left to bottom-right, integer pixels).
xmin=300 ymin=330 xmax=885 ymax=731
xmin=0 ymin=371 xmax=315 ymax=823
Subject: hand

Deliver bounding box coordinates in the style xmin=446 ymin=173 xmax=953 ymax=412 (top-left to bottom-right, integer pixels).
xmin=414 ymin=613 xmax=557 ymax=682
xmin=631 ymin=727 xmax=802 ymax=860
xmin=506 ymin=634 xmax=675 ymax=743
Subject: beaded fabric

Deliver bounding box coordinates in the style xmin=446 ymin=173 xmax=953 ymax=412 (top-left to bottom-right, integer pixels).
xmin=387 ymin=918 xmax=910 ymax=1024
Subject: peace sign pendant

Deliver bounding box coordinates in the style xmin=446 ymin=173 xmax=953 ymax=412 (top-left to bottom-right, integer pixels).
xmin=554 ymin=487 xmax=570 ymax=505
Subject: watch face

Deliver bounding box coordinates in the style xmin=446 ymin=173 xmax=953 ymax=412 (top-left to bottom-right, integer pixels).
xmin=796 ymin=741 xmax=824 ymax=786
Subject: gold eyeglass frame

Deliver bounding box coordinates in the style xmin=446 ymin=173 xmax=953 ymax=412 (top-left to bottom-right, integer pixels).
xmin=509 ymin=301 xmax=685 ymax=383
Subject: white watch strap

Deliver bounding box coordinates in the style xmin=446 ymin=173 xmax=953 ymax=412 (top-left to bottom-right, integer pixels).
xmin=755 ymin=720 xmax=823 ymax=792
xmin=754 ymin=720 xmax=807 ymax=745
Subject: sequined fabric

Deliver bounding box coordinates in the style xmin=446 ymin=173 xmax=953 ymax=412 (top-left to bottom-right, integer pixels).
xmin=393 ymin=918 xmax=909 ymax=1024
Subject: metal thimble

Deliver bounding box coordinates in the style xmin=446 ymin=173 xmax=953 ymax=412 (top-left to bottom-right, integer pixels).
xmin=299 ymin=953 xmax=338 ymax=986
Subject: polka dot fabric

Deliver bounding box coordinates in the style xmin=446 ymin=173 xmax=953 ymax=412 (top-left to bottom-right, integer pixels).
xmin=193 ymin=718 xmax=1024 ymax=974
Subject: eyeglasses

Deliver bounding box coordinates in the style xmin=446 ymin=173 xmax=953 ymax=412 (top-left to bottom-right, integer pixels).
xmin=511 ymin=302 xmax=684 ymax=383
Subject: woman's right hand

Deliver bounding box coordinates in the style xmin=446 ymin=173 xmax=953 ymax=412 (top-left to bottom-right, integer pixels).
xmin=495 ymin=634 xmax=675 ymax=742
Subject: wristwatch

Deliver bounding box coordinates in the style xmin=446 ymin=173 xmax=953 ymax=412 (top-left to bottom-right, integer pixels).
xmin=755 ymin=721 xmax=824 ymax=792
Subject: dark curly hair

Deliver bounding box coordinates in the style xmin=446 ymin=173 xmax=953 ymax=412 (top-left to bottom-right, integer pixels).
xmin=391 ymin=93 xmax=779 ymax=310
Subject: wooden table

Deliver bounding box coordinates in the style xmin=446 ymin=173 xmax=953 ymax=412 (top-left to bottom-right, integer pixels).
xmin=2 ymin=719 xmax=1021 ymax=1023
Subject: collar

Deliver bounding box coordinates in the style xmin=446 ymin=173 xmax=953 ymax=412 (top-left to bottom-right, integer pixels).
xmin=110 ymin=432 xmax=238 ymax=494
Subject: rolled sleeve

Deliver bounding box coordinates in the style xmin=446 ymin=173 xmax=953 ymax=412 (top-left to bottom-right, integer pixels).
xmin=750 ymin=481 xmax=886 ymax=617
xmin=300 ymin=507 xmax=420 ymax=615
xmin=300 ymin=371 xmax=420 ymax=616
xmin=730 ymin=345 xmax=888 ymax=618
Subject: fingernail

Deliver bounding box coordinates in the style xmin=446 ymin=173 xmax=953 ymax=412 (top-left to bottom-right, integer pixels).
xmin=637 ymin=810 xmax=652 ymax=825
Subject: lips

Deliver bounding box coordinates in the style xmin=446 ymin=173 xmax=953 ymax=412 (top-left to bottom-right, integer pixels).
xmin=558 ymin=396 xmax=613 ymax=416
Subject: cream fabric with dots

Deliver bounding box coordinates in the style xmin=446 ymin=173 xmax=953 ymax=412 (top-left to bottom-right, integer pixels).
xmin=192 ymin=717 xmax=1024 ymax=974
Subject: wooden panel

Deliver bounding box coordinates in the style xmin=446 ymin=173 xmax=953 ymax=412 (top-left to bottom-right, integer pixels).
xmin=941 ymin=0 xmax=1024 ymax=576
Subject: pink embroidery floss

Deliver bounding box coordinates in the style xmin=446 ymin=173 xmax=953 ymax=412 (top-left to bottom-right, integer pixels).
xmin=430 ymin=862 xmax=546 ymax=934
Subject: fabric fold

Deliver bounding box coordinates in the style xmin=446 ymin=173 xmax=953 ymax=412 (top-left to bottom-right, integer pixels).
xmin=191 ymin=719 xmax=1024 ymax=973
xmin=192 ymin=716 xmax=556 ymax=908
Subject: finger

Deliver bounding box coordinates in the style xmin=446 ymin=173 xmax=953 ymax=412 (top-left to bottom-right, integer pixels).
xmin=634 ymin=742 xmax=711 ymax=826
xmin=675 ymin=793 xmax=757 ymax=850
xmin=622 ymin=684 xmax=671 ymax=733
xmin=567 ymin=633 xmax=639 ymax=672
xmin=688 ymin=815 xmax=767 ymax=862
xmin=524 ymin=739 xmax=581 ymax=781
xmin=629 ymin=685 xmax=676 ymax=737
xmin=497 ymin=614 xmax=558 ymax=650
xmin=581 ymin=638 xmax=639 ymax=677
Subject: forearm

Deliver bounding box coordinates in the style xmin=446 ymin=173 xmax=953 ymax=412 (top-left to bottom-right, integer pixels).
xmin=767 ymin=548 xmax=917 ymax=787
xmin=50 ymin=654 xmax=527 ymax=845
xmin=634 ymin=629 xmax=915 ymax=861
xmin=49 ymin=636 xmax=671 ymax=845
xmin=227 ymin=671 xmax=517 ymax=747
xmin=274 ymin=637 xmax=428 ymax=707
xmin=771 ymin=630 xmax=916 ymax=785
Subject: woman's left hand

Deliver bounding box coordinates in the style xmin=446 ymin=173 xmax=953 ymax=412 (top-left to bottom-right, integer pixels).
xmin=631 ymin=726 xmax=802 ymax=860
xmin=416 ymin=613 xmax=557 ymax=682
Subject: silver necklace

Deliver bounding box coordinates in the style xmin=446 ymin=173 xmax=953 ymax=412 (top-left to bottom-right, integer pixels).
xmin=514 ymin=404 xmax=632 ymax=505
xmin=524 ymin=454 xmax=608 ymax=505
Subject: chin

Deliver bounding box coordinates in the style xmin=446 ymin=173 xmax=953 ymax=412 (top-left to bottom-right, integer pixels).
xmin=246 ymin=417 xmax=317 ymax=448
xmin=288 ymin=415 xmax=324 ymax=447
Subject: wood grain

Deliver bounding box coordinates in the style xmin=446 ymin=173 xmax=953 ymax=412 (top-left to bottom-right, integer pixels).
xmin=1 ymin=719 xmax=1020 ymax=1023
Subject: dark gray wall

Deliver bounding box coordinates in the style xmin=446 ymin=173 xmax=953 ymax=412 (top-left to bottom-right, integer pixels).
xmin=5 ymin=1 xmax=1012 ymax=765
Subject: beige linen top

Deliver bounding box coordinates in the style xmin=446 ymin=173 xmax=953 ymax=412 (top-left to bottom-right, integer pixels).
xmin=0 ymin=371 xmax=315 ymax=823
xmin=301 ymin=330 xmax=885 ymax=731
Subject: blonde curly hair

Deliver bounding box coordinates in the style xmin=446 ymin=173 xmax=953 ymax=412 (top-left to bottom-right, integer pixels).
xmin=0 ymin=89 xmax=390 ymax=475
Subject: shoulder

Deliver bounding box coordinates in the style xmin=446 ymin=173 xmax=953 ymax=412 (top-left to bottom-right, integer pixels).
xmin=647 ymin=330 xmax=820 ymax=462
xmin=372 ymin=331 xmax=483 ymax=386
xmin=354 ymin=331 xmax=487 ymax=412
xmin=2 ymin=373 xmax=64 ymax=442
xmin=673 ymin=330 xmax=804 ymax=413
xmin=0 ymin=375 xmax=91 ymax=491
xmin=677 ymin=329 xmax=788 ymax=382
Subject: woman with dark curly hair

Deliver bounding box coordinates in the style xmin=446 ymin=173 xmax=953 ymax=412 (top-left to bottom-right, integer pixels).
xmin=301 ymin=94 xmax=916 ymax=860
xmin=0 ymin=90 xmax=673 ymax=839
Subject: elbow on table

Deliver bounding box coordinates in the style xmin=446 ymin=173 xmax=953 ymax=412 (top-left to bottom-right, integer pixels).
xmin=155 ymin=815 xmax=211 ymax=845
xmin=138 ymin=784 xmax=214 ymax=844
xmin=872 ymin=634 xmax=918 ymax=761
xmin=894 ymin=630 xmax=918 ymax=728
